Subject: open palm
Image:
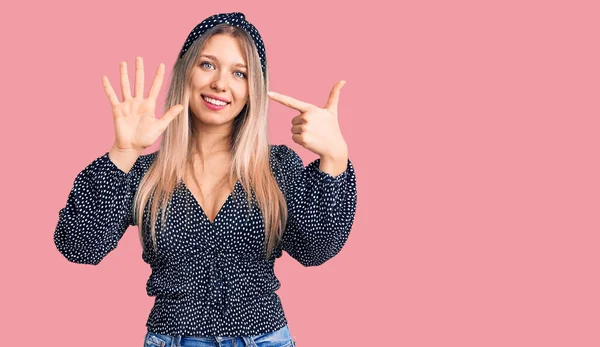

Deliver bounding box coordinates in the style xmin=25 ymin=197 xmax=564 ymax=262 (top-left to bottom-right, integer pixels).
xmin=102 ymin=56 xmax=183 ymax=153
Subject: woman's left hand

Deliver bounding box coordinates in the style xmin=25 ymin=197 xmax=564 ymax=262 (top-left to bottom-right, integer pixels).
xmin=267 ymin=80 xmax=348 ymax=160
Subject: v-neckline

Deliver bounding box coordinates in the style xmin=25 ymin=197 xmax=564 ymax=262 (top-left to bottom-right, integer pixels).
xmin=181 ymin=179 xmax=240 ymax=225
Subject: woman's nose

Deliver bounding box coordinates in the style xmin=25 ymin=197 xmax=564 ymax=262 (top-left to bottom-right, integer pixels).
xmin=210 ymin=73 xmax=228 ymax=91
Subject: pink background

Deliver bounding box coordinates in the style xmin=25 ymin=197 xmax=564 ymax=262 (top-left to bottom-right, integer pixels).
xmin=2 ymin=0 xmax=599 ymax=346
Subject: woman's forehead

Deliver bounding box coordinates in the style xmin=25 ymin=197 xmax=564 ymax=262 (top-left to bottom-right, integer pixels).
xmin=200 ymin=35 xmax=247 ymax=66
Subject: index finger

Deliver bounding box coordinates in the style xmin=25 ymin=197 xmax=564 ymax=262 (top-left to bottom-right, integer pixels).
xmin=147 ymin=63 xmax=165 ymax=101
xmin=267 ymin=91 xmax=312 ymax=113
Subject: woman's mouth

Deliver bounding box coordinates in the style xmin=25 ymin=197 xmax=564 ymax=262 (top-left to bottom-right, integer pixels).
xmin=202 ymin=95 xmax=230 ymax=111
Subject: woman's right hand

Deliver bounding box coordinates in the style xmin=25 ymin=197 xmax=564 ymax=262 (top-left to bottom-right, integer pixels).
xmin=102 ymin=56 xmax=184 ymax=154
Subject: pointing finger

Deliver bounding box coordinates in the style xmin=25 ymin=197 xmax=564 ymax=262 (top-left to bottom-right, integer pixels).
xmin=267 ymin=91 xmax=313 ymax=113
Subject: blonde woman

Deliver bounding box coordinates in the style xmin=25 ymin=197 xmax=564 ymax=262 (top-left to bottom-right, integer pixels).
xmin=54 ymin=12 xmax=357 ymax=347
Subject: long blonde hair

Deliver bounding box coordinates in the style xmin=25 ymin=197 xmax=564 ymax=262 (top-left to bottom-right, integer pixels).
xmin=133 ymin=24 xmax=287 ymax=261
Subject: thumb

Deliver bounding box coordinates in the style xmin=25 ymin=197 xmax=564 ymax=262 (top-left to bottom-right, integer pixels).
xmin=325 ymin=80 xmax=346 ymax=115
xmin=159 ymin=104 xmax=184 ymax=128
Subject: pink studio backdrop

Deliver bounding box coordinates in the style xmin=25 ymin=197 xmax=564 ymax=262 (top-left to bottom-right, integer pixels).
xmin=2 ymin=0 xmax=599 ymax=346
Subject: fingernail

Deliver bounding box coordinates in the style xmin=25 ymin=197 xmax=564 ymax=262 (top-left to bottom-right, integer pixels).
xmin=267 ymin=91 xmax=274 ymax=97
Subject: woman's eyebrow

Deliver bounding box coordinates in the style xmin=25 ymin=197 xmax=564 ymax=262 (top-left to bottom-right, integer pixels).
xmin=200 ymin=54 xmax=247 ymax=68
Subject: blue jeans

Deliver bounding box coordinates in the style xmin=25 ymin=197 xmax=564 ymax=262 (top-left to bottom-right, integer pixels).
xmin=143 ymin=324 xmax=297 ymax=347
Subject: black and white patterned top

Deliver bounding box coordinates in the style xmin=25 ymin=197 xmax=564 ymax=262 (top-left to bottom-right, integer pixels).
xmin=54 ymin=144 xmax=358 ymax=337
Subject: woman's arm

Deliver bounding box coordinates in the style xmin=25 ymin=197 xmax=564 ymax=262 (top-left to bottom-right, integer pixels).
xmin=276 ymin=145 xmax=358 ymax=267
xmin=53 ymin=151 xmax=157 ymax=265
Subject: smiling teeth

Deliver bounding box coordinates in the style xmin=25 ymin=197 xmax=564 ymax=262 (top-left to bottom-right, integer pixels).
xmin=203 ymin=96 xmax=228 ymax=106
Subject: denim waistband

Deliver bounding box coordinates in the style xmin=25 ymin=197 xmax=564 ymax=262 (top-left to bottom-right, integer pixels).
xmin=144 ymin=324 xmax=295 ymax=347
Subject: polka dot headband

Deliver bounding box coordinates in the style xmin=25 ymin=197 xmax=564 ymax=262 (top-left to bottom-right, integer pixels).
xmin=178 ymin=12 xmax=267 ymax=76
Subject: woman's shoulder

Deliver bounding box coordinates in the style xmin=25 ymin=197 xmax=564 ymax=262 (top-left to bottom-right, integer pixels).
xmin=138 ymin=150 xmax=159 ymax=165
xmin=269 ymin=143 xmax=284 ymax=154
xmin=129 ymin=150 xmax=159 ymax=175
xmin=140 ymin=150 xmax=159 ymax=161
xmin=269 ymin=144 xmax=300 ymax=163
xmin=268 ymin=144 xmax=304 ymax=185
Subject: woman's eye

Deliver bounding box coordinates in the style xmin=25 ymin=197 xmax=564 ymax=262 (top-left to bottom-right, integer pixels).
xmin=201 ymin=61 xmax=245 ymax=78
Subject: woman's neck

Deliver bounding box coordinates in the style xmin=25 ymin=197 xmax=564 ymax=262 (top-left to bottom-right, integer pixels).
xmin=192 ymin=133 xmax=231 ymax=157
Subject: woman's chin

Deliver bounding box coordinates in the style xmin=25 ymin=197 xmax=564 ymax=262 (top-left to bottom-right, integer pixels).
xmin=194 ymin=113 xmax=236 ymax=127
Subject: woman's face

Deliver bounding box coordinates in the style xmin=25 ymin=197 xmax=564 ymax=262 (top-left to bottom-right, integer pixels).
xmin=189 ymin=34 xmax=249 ymax=129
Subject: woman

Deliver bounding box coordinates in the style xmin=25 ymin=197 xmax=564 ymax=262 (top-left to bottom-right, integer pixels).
xmin=54 ymin=12 xmax=357 ymax=347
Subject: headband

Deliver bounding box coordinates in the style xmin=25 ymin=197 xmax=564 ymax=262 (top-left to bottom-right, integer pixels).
xmin=178 ymin=12 xmax=267 ymax=76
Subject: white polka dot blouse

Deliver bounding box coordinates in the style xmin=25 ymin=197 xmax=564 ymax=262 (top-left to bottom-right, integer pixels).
xmin=54 ymin=144 xmax=358 ymax=337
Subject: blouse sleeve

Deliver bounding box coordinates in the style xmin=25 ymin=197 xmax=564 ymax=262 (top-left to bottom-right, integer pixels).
xmin=276 ymin=144 xmax=358 ymax=267
xmin=53 ymin=151 xmax=157 ymax=265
